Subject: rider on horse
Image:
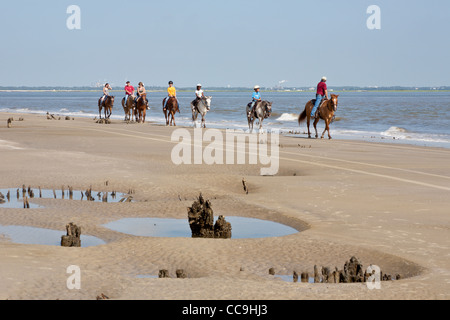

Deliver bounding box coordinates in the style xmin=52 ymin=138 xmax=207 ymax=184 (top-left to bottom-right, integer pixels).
xmin=310 ymin=77 xmax=329 ymax=119
xmin=192 ymin=84 xmax=208 ymax=111
xmin=248 ymin=85 xmax=262 ymax=117
xmin=100 ymin=83 xmax=112 ymax=105
xmin=163 ymin=81 xmax=179 ymax=111
xmin=124 ymin=81 xmax=135 ymax=104
xmin=136 ymin=82 xmax=149 ymax=109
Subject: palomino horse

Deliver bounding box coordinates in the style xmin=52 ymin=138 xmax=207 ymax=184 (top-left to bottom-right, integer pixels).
xmin=163 ymin=97 xmax=180 ymax=126
xmin=298 ymin=94 xmax=339 ymax=139
xmin=246 ymin=100 xmax=272 ymax=132
xmin=191 ymin=96 xmax=212 ymax=128
xmin=136 ymin=94 xmax=149 ymax=123
xmin=122 ymin=95 xmax=136 ymax=122
xmin=98 ymin=96 xmax=115 ymax=119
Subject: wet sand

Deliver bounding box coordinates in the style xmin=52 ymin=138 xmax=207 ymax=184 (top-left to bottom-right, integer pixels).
xmin=0 ymin=112 xmax=449 ymax=300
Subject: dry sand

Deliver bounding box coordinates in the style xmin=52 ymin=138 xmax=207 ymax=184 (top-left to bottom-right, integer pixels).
xmin=0 ymin=112 xmax=449 ymax=300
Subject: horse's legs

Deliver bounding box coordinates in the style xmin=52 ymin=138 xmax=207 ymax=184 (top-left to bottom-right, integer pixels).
xmin=321 ymin=120 xmax=332 ymax=139
xmin=313 ymin=116 xmax=320 ymax=138
xmin=172 ymin=111 xmax=176 ymax=126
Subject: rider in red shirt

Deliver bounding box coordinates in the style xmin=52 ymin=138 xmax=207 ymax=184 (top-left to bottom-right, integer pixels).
xmin=124 ymin=81 xmax=135 ymax=103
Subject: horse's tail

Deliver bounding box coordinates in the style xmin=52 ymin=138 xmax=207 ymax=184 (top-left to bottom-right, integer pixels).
xmin=298 ymin=109 xmax=307 ymax=125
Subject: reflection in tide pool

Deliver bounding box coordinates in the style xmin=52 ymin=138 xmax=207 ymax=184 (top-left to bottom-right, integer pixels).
xmin=103 ymin=217 xmax=298 ymax=239
xmin=0 ymin=225 xmax=105 ymax=247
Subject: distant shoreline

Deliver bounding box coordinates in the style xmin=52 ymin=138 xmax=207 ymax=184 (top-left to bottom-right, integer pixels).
xmin=1 ymin=89 xmax=449 ymax=93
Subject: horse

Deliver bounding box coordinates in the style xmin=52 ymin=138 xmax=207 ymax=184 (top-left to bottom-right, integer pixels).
xmin=98 ymin=96 xmax=115 ymax=119
xmin=298 ymin=94 xmax=339 ymax=139
xmin=136 ymin=94 xmax=149 ymax=123
xmin=246 ymin=100 xmax=272 ymax=132
xmin=163 ymin=97 xmax=180 ymax=126
xmin=122 ymin=95 xmax=136 ymax=122
xmin=191 ymin=96 xmax=212 ymax=128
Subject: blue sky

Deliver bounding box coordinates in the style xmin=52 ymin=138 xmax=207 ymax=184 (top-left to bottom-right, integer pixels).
xmin=0 ymin=0 xmax=449 ymax=87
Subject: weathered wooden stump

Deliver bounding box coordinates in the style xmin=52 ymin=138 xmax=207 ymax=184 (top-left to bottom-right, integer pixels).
xmin=61 ymin=222 xmax=81 ymax=247
xmin=159 ymin=270 xmax=170 ymax=278
xmin=214 ymin=215 xmax=232 ymax=239
xmin=176 ymin=269 xmax=187 ymax=279
xmin=187 ymin=193 xmax=215 ymax=238
xmin=269 ymin=268 xmax=275 ymax=275
xmin=301 ymin=272 xmax=309 ymax=283
xmin=314 ymin=265 xmax=322 ymax=283
xmin=188 ymin=194 xmax=232 ymax=239
xmin=7 ymin=118 xmax=13 ymax=128
xmin=293 ymin=271 xmax=299 ymax=283
xmin=0 ymin=192 xmax=5 ymax=204
xmin=341 ymin=256 xmax=365 ymax=283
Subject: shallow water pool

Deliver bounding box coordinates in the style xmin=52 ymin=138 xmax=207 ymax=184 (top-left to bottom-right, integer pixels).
xmin=0 ymin=225 xmax=106 ymax=247
xmin=0 ymin=187 xmax=129 ymax=209
xmin=102 ymin=217 xmax=298 ymax=239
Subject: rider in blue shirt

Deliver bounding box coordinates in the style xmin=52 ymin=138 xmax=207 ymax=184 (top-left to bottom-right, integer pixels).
xmin=249 ymin=85 xmax=262 ymax=116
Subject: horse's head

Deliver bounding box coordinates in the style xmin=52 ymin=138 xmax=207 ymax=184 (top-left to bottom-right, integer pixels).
xmin=330 ymin=94 xmax=339 ymax=112
xmin=205 ymin=96 xmax=212 ymax=108
xmin=265 ymin=101 xmax=273 ymax=113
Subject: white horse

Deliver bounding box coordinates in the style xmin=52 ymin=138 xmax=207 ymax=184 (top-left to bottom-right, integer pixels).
xmin=191 ymin=96 xmax=212 ymax=128
xmin=246 ymin=100 xmax=272 ymax=132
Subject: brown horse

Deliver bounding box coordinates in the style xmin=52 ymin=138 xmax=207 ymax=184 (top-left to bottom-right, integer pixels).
xmin=298 ymin=94 xmax=339 ymax=139
xmin=136 ymin=94 xmax=148 ymax=123
xmin=163 ymin=97 xmax=180 ymax=126
xmin=98 ymin=96 xmax=115 ymax=119
xmin=122 ymin=95 xmax=136 ymax=122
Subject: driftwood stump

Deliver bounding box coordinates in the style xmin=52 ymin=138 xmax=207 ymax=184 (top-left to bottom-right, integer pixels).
xmin=187 ymin=193 xmax=232 ymax=239
xmin=341 ymin=256 xmax=365 ymax=283
xmin=214 ymin=215 xmax=232 ymax=239
xmin=159 ymin=270 xmax=170 ymax=278
xmin=61 ymin=223 xmax=81 ymax=247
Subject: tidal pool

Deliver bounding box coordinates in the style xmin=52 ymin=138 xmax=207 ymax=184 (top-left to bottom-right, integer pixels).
xmin=103 ymin=217 xmax=298 ymax=239
xmin=0 ymin=187 xmax=129 ymax=209
xmin=0 ymin=225 xmax=106 ymax=247
xmin=274 ymin=275 xmax=315 ymax=283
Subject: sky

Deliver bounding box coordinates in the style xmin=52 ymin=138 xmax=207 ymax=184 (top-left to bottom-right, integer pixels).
xmin=0 ymin=0 xmax=449 ymax=88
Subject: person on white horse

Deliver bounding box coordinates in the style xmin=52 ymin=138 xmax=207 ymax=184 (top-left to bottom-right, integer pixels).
xmin=248 ymin=85 xmax=262 ymax=117
xmin=192 ymin=84 xmax=209 ymax=111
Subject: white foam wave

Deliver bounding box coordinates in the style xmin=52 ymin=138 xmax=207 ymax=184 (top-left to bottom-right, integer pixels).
xmin=276 ymin=113 xmax=298 ymax=122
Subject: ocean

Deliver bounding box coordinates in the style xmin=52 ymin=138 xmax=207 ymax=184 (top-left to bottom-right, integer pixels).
xmin=1 ymin=90 xmax=449 ymax=149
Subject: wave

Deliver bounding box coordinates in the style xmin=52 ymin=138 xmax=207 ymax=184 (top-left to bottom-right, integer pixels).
xmin=276 ymin=113 xmax=299 ymax=121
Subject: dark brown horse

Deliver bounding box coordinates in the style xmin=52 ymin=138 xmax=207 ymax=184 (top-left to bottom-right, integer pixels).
xmin=98 ymin=96 xmax=115 ymax=119
xmin=136 ymin=94 xmax=148 ymax=123
xmin=163 ymin=97 xmax=180 ymax=126
xmin=298 ymin=94 xmax=339 ymax=139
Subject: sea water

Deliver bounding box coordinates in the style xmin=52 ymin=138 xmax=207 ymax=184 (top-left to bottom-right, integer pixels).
xmin=1 ymin=90 xmax=449 ymax=148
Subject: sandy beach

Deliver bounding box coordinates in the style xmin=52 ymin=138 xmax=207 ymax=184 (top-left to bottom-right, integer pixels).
xmin=0 ymin=112 xmax=449 ymax=300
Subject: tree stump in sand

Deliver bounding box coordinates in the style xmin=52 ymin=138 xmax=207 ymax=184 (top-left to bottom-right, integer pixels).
xmin=176 ymin=269 xmax=187 ymax=279
xmin=0 ymin=192 xmax=5 ymax=204
xmin=159 ymin=270 xmax=170 ymax=278
xmin=61 ymin=222 xmax=81 ymax=247
xmin=187 ymin=193 xmax=232 ymax=239
xmin=301 ymin=272 xmax=309 ymax=283
xmin=188 ymin=193 xmax=214 ymax=238
xmin=341 ymin=256 xmax=365 ymax=283
xmin=7 ymin=118 xmax=13 ymax=128
xmin=214 ymin=215 xmax=232 ymax=239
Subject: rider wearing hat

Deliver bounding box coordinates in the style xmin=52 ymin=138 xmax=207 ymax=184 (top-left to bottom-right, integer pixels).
xmin=249 ymin=85 xmax=262 ymax=116
xmin=193 ymin=84 xmax=205 ymax=110
xmin=311 ymin=77 xmax=329 ymax=118
xmin=124 ymin=81 xmax=135 ymax=104
xmin=164 ymin=81 xmax=178 ymax=111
